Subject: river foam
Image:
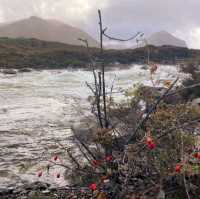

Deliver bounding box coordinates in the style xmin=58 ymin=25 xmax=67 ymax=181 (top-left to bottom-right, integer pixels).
xmin=0 ymin=64 xmax=189 ymax=188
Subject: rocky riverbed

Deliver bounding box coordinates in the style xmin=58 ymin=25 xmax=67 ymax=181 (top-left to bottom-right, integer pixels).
xmin=1 ymin=173 xmax=200 ymax=199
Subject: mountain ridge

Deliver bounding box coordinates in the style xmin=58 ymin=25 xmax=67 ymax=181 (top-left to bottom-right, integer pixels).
xmin=0 ymin=16 xmax=99 ymax=47
xmin=106 ymin=31 xmax=187 ymax=49
xmin=147 ymin=30 xmax=187 ymax=48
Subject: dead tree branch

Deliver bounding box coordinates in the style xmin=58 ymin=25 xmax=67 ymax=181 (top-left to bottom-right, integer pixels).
xmin=79 ymin=38 xmax=104 ymax=128
xmin=98 ymin=9 xmax=109 ymax=128
xmin=103 ymin=29 xmax=142 ymax=42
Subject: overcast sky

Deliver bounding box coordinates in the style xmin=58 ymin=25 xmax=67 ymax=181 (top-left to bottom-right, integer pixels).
xmin=0 ymin=0 xmax=200 ymax=49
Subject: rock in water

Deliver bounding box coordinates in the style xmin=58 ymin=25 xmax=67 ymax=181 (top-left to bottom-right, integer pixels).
xmin=2 ymin=69 xmax=17 ymax=75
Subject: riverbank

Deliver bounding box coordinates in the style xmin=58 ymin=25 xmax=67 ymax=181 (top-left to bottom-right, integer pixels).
xmin=1 ymin=174 xmax=199 ymax=198
xmin=0 ymin=37 xmax=200 ymax=70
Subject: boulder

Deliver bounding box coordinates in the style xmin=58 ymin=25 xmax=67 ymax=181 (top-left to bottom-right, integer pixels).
xmin=18 ymin=68 xmax=32 ymax=73
xmin=2 ymin=69 xmax=17 ymax=75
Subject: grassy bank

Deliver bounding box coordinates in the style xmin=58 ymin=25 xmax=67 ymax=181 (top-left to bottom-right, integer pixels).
xmin=0 ymin=37 xmax=200 ymax=69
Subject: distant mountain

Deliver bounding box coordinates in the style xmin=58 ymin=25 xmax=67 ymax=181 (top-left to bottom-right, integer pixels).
xmin=147 ymin=31 xmax=187 ymax=48
xmin=106 ymin=43 xmax=128 ymax=50
xmin=0 ymin=16 xmax=99 ymax=47
xmin=108 ymin=31 xmax=187 ymax=50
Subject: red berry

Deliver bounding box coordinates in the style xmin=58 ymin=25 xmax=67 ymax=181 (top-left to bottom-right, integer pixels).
xmin=56 ymin=173 xmax=60 ymax=178
xmin=193 ymin=153 xmax=198 ymax=158
xmin=105 ymin=155 xmax=113 ymax=161
xmin=193 ymin=153 xmax=200 ymax=159
xmin=146 ymin=136 xmax=156 ymax=150
xmin=147 ymin=142 xmax=156 ymax=150
xmin=146 ymin=136 xmax=153 ymax=144
xmin=53 ymin=155 xmax=58 ymax=161
xmin=175 ymin=164 xmax=182 ymax=173
xmin=89 ymin=183 xmax=97 ymax=191
xmin=38 ymin=171 xmax=43 ymax=177
xmin=92 ymin=160 xmax=101 ymax=167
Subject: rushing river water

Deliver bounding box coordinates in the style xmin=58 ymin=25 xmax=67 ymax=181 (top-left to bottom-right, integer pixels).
xmin=0 ymin=65 xmax=189 ymax=188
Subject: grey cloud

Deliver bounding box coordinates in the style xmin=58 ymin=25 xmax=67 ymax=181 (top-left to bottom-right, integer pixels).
xmin=99 ymin=1 xmax=199 ymax=36
xmin=0 ymin=0 xmax=200 ymax=48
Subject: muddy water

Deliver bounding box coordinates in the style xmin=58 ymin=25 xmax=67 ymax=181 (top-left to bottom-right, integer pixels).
xmin=0 ymin=65 xmax=188 ymax=188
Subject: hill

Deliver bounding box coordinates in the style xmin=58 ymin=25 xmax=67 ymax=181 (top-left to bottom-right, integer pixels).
xmin=147 ymin=31 xmax=187 ymax=48
xmin=0 ymin=16 xmax=99 ymax=47
xmin=111 ymin=31 xmax=187 ymax=50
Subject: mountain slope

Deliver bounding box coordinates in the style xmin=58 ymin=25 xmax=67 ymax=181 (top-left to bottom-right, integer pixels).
xmin=0 ymin=16 xmax=99 ymax=47
xmin=147 ymin=31 xmax=187 ymax=48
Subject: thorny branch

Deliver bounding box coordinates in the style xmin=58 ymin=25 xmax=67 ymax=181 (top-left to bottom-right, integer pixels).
xmin=127 ymin=77 xmax=179 ymax=144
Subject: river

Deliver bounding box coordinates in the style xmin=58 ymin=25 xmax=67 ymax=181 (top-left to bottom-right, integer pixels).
xmin=0 ymin=65 xmax=189 ymax=188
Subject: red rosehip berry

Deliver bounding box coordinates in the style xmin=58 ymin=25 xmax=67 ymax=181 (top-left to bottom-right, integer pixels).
xmin=146 ymin=136 xmax=153 ymax=144
xmin=38 ymin=171 xmax=43 ymax=178
xmin=146 ymin=136 xmax=156 ymax=150
xmin=92 ymin=160 xmax=101 ymax=167
xmin=193 ymin=153 xmax=198 ymax=158
xmin=56 ymin=173 xmax=60 ymax=178
xmin=89 ymin=183 xmax=97 ymax=191
xmin=175 ymin=164 xmax=182 ymax=173
xmin=147 ymin=142 xmax=156 ymax=150
xmin=193 ymin=153 xmax=200 ymax=159
xmin=105 ymin=155 xmax=113 ymax=161
xmin=53 ymin=155 xmax=58 ymax=161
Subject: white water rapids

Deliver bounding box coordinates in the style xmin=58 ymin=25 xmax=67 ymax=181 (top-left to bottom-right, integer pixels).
xmin=0 ymin=65 xmax=189 ymax=188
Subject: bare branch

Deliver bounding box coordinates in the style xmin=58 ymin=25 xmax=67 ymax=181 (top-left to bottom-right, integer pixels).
xmin=85 ymin=81 xmax=96 ymax=95
xmin=103 ymin=30 xmax=142 ymax=42
xmin=71 ymin=127 xmax=97 ymax=160
xmin=156 ymin=117 xmax=200 ymax=140
xmin=166 ymin=82 xmax=200 ymax=96
xmin=98 ymin=9 xmax=109 ymax=129
xmin=127 ymin=77 xmax=179 ymax=144
xmin=79 ymin=37 xmax=104 ymax=128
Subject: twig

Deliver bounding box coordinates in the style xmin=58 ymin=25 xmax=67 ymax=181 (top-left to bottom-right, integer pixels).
xmin=103 ymin=30 xmax=142 ymax=42
xmin=98 ymin=9 xmax=109 ymax=129
xmin=156 ymin=118 xmax=200 ymax=140
xmin=71 ymin=127 xmax=97 ymax=160
xmin=48 ymin=160 xmax=72 ymax=170
xmin=166 ymin=83 xmax=200 ymax=96
xmin=79 ymin=37 xmax=103 ymax=128
xmin=181 ymin=130 xmax=191 ymax=199
xmin=109 ymin=75 xmax=116 ymax=104
xmin=66 ymin=148 xmax=81 ymax=169
xmin=86 ymin=82 xmax=96 ymax=95
xmin=126 ymin=77 xmax=179 ymax=144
